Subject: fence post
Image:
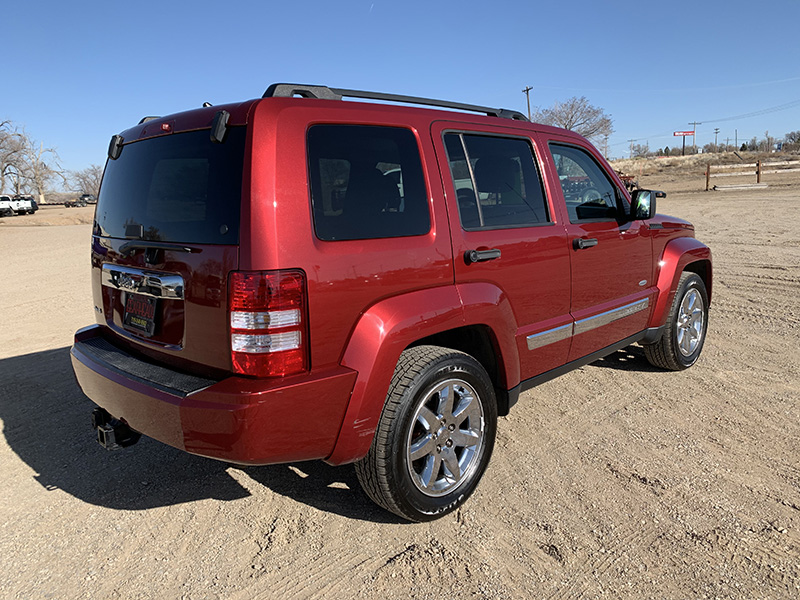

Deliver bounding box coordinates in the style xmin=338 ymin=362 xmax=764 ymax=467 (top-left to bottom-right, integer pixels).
xmin=706 ymin=164 xmax=711 ymax=191
xmin=757 ymin=160 xmax=762 ymax=183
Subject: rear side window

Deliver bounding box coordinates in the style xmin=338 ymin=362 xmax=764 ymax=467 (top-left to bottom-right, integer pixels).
xmin=444 ymin=133 xmax=549 ymax=230
xmin=307 ymin=125 xmax=430 ymax=241
xmin=95 ymin=128 xmax=246 ymax=244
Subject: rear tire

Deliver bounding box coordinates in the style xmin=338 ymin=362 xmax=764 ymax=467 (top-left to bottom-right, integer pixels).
xmin=355 ymin=345 xmax=497 ymax=522
xmin=644 ymin=272 xmax=708 ymax=370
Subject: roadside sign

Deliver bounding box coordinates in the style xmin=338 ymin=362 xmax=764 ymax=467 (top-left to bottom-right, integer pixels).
xmin=674 ymin=131 xmax=694 ymax=136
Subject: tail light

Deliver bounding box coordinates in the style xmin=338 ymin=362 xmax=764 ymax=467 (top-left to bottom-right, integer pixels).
xmin=229 ymin=270 xmax=308 ymax=377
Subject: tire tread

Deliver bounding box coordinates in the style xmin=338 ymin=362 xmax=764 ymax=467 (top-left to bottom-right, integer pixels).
xmin=355 ymin=345 xmax=484 ymax=520
xmin=643 ymin=272 xmax=706 ymax=371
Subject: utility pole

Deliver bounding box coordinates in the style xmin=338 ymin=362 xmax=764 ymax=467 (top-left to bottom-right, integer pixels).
xmin=735 ymin=129 xmax=738 ymax=149
xmin=689 ymin=121 xmax=702 ymax=153
xmin=522 ymin=86 xmax=533 ymax=121
xmin=714 ymin=127 xmax=720 ymax=152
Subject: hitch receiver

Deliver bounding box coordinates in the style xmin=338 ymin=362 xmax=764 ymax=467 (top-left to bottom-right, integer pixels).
xmin=91 ymin=408 xmax=141 ymax=450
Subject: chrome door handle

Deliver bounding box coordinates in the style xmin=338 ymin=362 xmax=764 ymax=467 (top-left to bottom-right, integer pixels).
xmin=573 ymin=238 xmax=598 ymax=250
xmin=465 ymin=248 xmax=501 ymax=264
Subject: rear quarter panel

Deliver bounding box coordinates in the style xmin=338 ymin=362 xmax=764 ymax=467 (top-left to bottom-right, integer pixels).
xmin=242 ymin=100 xmax=456 ymax=373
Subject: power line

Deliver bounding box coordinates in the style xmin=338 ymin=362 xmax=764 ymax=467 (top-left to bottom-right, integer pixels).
xmin=608 ymin=98 xmax=800 ymax=148
xmin=689 ymin=121 xmax=702 ymax=151
xmin=534 ymin=76 xmax=800 ymax=94
xmin=522 ymin=86 xmax=533 ymax=121
xmin=700 ymin=99 xmax=800 ymax=124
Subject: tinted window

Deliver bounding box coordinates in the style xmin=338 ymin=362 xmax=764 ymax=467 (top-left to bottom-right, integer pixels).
xmin=95 ymin=128 xmax=246 ymax=244
xmin=307 ymin=125 xmax=430 ymax=241
xmin=444 ymin=133 xmax=549 ymax=230
xmin=549 ymin=144 xmax=621 ymax=222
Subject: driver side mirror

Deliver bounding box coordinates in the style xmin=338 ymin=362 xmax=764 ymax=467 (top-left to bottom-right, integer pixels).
xmin=630 ymin=189 xmax=665 ymax=220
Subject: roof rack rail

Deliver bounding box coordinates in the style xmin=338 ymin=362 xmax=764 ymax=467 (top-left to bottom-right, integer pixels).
xmin=138 ymin=116 xmax=161 ymax=124
xmin=262 ymin=83 xmax=528 ymax=121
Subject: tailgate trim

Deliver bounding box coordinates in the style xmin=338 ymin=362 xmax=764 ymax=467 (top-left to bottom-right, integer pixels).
xmin=101 ymin=264 xmax=185 ymax=300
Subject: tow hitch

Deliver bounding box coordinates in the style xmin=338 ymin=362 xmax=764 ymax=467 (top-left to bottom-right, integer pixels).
xmin=91 ymin=408 xmax=141 ymax=450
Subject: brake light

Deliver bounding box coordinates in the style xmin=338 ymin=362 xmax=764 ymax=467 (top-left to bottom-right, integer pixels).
xmin=229 ymin=270 xmax=308 ymax=377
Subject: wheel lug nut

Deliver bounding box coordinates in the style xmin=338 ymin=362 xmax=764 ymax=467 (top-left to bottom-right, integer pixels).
xmin=446 ymin=440 xmax=453 ymax=448
xmin=448 ymin=424 xmax=455 ymax=431
xmin=436 ymin=445 xmax=442 ymax=453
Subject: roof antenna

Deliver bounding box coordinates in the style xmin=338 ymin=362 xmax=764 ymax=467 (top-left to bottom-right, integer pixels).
xmin=203 ymin=102 xmax=213 ymax=107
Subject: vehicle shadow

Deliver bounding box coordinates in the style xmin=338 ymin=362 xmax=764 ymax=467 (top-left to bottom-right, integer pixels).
xmin=0 ymin=347 xmax=395 ymax=522
xmin=588 ymin=344 xmax=662 ymax=373
xmin=241 ymin=462 xmax=403 ymax=524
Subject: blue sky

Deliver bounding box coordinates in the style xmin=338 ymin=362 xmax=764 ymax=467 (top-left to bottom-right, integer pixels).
xmin=4 ymin=0 xmax=800 ymax=172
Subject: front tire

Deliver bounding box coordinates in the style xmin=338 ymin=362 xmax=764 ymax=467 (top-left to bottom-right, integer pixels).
xmin=355 ymin=345 xmax=497 ymax=522
xmin=644 ymin=272 xmax=708 ymax=370
xmin=581 ymin=187 xmax=602 ymax=203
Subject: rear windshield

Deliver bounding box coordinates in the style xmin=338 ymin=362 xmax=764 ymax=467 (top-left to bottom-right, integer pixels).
xmin=94 ymin=127 xmax=246 ymax=244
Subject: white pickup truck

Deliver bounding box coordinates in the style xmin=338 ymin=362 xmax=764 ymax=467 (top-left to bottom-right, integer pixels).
xmin=0 ymin=195 xmax=14 ymax=216
xmin=0 ymin=194 xmax=35 ymax=215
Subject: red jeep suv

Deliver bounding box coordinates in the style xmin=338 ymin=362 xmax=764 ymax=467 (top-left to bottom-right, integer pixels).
xmin=72 ymin=84 xmax=712 ymax=521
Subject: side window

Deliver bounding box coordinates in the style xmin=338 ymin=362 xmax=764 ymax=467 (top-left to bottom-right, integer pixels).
xmin=549 ymin=144 xmax=622 ymax=222
xmin=307 ymin=125 xmax=430 ymax=241
xmin=444 ymin=133 xmax=549 ymax=230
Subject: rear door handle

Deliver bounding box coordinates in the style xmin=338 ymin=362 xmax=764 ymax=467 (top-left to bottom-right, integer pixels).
xmin=573 ymin=237 xmax=598 ymax=250
xmin=465 ymin=248 xmax=501 ymax=264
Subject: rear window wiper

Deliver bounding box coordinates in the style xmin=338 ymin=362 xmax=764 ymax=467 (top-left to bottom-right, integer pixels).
xmin=119 ymin=240 xmax=200 ymax=257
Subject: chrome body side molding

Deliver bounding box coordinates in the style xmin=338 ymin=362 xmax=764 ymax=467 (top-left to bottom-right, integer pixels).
xmin=526 ymin=299 xmax=650 ymax=351
xmin=573 ymin=299 xmax=649 ymax=335
xmin=526 ymin=323 xmax=572 ymax=351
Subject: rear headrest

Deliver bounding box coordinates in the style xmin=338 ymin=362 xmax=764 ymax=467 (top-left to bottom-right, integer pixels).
xmin=474 ymin=157 xmax=518 ymax=194
xmin=345 ymin=167 xmax=400 ymax=215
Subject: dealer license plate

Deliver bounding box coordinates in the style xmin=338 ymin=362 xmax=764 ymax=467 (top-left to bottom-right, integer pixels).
xmin=123 ymin=294 xmax=157 ymax=336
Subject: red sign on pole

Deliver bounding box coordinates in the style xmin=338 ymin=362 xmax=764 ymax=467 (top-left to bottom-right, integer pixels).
xmin=674 ymin=131 xmax=695 ymax=136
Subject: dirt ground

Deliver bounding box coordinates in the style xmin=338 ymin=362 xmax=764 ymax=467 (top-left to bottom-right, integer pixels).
xmin=0 ymin=203 xmax=96 ymax=228
xmin=1 ymin=177 xmax=798 ymax=599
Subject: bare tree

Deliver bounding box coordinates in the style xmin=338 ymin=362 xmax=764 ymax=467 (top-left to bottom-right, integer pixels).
xmin=762 ymin=131 xmax=775 ymax=152
xmin=534 ymin=96 xmax=613 ymax=142
xmin=631 ymin=143 xmax=650 ymax=158
xmin=70 ymin=164 xmax=103 ymax=196
xmin=22 ymin=136 xmax=64 ymax=202
xmin=0 ymin=121 xmax=64 ymax=200
xmin=0 ymin=121 xmax=26 ymax=194
xmin=785 ymin=131 xmax=800 ymax=151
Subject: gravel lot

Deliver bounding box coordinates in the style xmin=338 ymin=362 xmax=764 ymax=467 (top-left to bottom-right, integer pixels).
xmin=1 ymin=187 xmax=798 ymax=599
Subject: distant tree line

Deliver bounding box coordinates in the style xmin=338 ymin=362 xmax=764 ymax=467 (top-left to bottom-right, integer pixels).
xmin=631 ymin=130 xmax=800 ymax=158
xmin=0 ymin=120 xmax=102 ymax=200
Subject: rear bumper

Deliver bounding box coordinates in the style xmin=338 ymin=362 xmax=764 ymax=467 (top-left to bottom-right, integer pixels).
xmin=71 ymin=325 xmax=357 ymax=465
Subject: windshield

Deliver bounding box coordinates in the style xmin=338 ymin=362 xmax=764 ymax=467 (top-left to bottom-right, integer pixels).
xmin=94 ymin=127 xmax=246 ymax=244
